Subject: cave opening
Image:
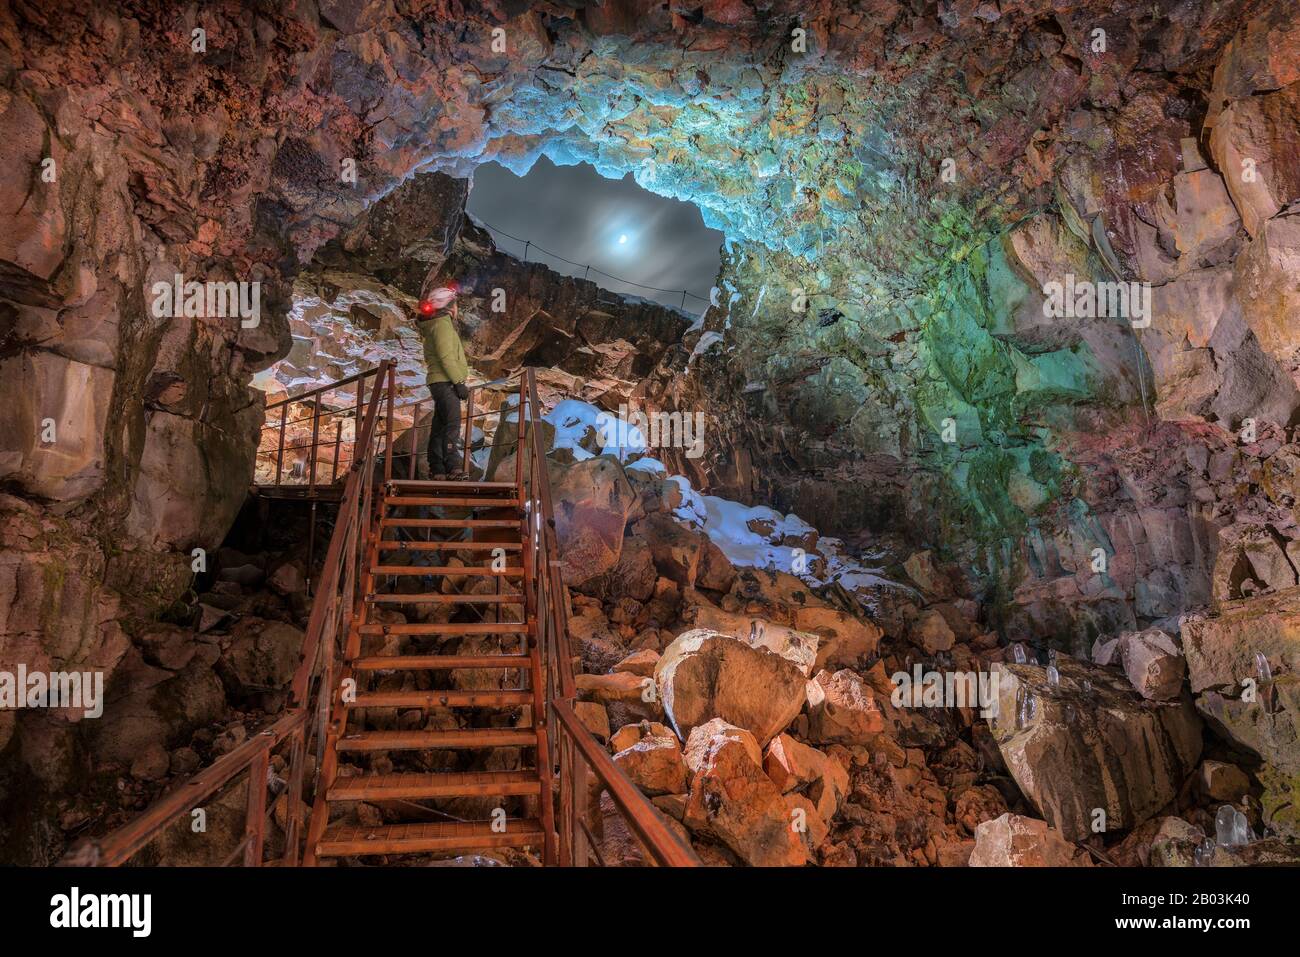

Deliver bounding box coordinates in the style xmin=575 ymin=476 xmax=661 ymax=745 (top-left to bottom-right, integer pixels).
xmin=466 ymin=156 xmax=724 ymax=314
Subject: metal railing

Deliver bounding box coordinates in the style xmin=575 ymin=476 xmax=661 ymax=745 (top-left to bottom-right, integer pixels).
xmin=68 ymin=360 xmax=397 ymax=866
xmin=256 ymin=369 xmax=520 ymax=492
xmin=518 ymin=368 xmax=699 ymax=866
xmin=77 ymin=362 xmax=697 ymax=867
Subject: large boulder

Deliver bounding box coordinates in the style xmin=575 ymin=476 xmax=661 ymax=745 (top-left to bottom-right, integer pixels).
xmin=763 ymin=733 xmax=849 ymax=824
xmin=654 ymin=628 xmax=808 ymax=746
xmin=576 ymin=535 xmax=657 ymax=602
xmin=911 ymin=608 xmax=956 ymax=655
xmin=567 ymin=604 xmax=626 ymax=673
xmin=612 ymin=729 xmax=688 ymax=796
xmin=730 ymin=568 xmax=825 ymax=614
xmin=218 ymin=618 xmax=305 ymax=693
xmin=89 ymin=649 xmax=227 ymax=765
xmin=793 ymin=606 xmax=882 ymax=670
xmin=696 ymin=536 xmax=737 ymax=592
xmin=682 ymin=719 xmax=807 ymax=867
xmin=1182 ymin=591 xmax=1300 ymax=837
xmin=987 ymin=656 xmax=1202 ymax=841
xmin=1115 ymin=628 xmax=1187 ymax=701
xmin=805 ymin=668 xmax=885 ymax=745
xmin=684 ymin=605 xmax=819 ymax=675
xmin=632 ymin=512 xmax=704 ymax=586
xmin=968 ymin=813 xmax=1093 ymax=867
xmin=550 ymin=455 xmax=637 ymax=587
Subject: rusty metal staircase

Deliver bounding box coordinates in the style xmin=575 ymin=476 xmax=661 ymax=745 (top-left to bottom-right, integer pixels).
xmin=304 ymin=476 xmax=555 ymax=864
xmin=76 ymin=362 xmax=697 ymax=868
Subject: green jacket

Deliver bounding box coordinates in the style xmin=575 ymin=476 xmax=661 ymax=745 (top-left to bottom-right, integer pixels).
xmin=419 ymin=312 xmax=469 ymax=383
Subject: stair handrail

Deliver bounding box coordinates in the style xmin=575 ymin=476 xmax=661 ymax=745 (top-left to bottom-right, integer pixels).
xmin=520 ymin=368 xmax=700 ymax=867
xmin=73 ymin=360 xmax=397 ymax=866
xmin=73 ymin=361 xmax=697 ymax=867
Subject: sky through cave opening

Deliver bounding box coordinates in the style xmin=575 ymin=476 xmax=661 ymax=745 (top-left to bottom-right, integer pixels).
xmin=467 ymin=156 xmax=724 ymax=314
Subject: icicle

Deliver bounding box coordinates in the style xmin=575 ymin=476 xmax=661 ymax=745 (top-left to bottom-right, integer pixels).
xmin=1193 ymin=839 xmax=1215 ymax=867
xmin=1232 ymin=809 xmax=1250 ymax=846
xmin=1046 ymin=665 xmax=1060 ymax=687
xmin=1081 ymin=680 xmax=1093 ymax=695
xmin=1215 ymin=805 xmax=1238 ymax=845
xmin=1011 ymin=644 xmax=1027 ymax=664
xmin=1255 ymin=652 xmax=1272 ymax=682
xmin=1025 ymin=694 xmax=1038 ymax=722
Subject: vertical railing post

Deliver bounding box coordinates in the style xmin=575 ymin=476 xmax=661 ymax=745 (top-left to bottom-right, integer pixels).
xmin=243 ymin=744 xmax=271 ymax=866
xmin=514 ymin=373 xmax=526 ymax=492
xmin=573 ymin=742 xmax=589 ymax=867
xmin=462 ymin=388 xmax=475 ymax=475
xmin=352 ymin=374 xmax=367 ymax=468
xmin=409 ymin=401 xmax=421 ymax=480
xmin=384 ymin=365 xmax=395 ymax=483
xmin=281 ymin=727 xmax=306 ymax=866
xmin=330 ymin=419 xmax=343 ymax=483
xmin=275 ymin=406 xmax=287 ymax=486
xmin=308 ymin=400 xmax=321 ymax=492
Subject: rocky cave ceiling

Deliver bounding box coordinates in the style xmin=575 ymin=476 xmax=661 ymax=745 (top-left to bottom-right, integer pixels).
xmin=5 ymin=0 xmax=1300 ymax=632
xmin=5 ymin=0 xmax=1300 ymax=869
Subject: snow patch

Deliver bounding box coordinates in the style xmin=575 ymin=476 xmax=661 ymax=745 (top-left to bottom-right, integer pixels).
xmin=666 ymin=472 xmax=905 ymax=610
xmin=543 ymin=398 xmax=646 ymax=461
xmin=626 ymin=456 xmax=668 ymax=477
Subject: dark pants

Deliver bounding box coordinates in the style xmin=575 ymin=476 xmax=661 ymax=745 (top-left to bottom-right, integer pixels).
xmin=427 ymin=380 xmax=461 ymax=476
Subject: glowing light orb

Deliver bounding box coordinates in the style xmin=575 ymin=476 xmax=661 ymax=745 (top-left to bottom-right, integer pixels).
xmin=618 ymin=234 xmax=628 ymax=244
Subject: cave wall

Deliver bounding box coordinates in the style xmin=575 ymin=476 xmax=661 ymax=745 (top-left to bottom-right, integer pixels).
xmin=1 ymin=0 xmax=1299 ymax=856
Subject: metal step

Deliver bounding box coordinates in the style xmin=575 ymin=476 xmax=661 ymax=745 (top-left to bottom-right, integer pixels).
xmin=336 ymin=728 xmax=537 ymax=752
xmin=385 ymin=496 xmax=519 ymax=508
xmin=326 ymin=770 xmax=539 ymax=802
xmin=365 ymin=592 xmax=523 ymax=604
xmin=380 ymin=518 xmax=520 ymax=529
xmin=369 ymin=566 xmax=523 ymax=577
xmin=347 ymin=689 xmax=531 ymax=709
xmin=357 ymin=622 xmax=527 ymax=636
xmin=366 ymin=566 xmax=522 ymax=574
xmin=387 ymin=480 xmax=517 ymax=492
xmin=351 ymin=654 xmax=531 ymax=672
xmin=316 ymin=819 xmax=542 ymax=857
xmin=374 ymin=541 xmax=522 ymax=551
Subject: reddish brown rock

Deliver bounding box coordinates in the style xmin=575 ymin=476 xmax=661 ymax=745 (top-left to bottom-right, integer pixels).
xmin=655 ymin=627 xmax=808 ymax=746
xmin=806 ymin=669 xmax=885 ymax=745
xmin=551 ymin=457 xmax=638 ymax=587
xmin=612 ymin=730 xmax=688 ymax=797
xmin=794 ymin=606 xmax=882 ymax=670
xmin=682 ymin=719 xmax=808 ymax=867
xmin=968 ymin=814 xmax=1092 ymax=867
